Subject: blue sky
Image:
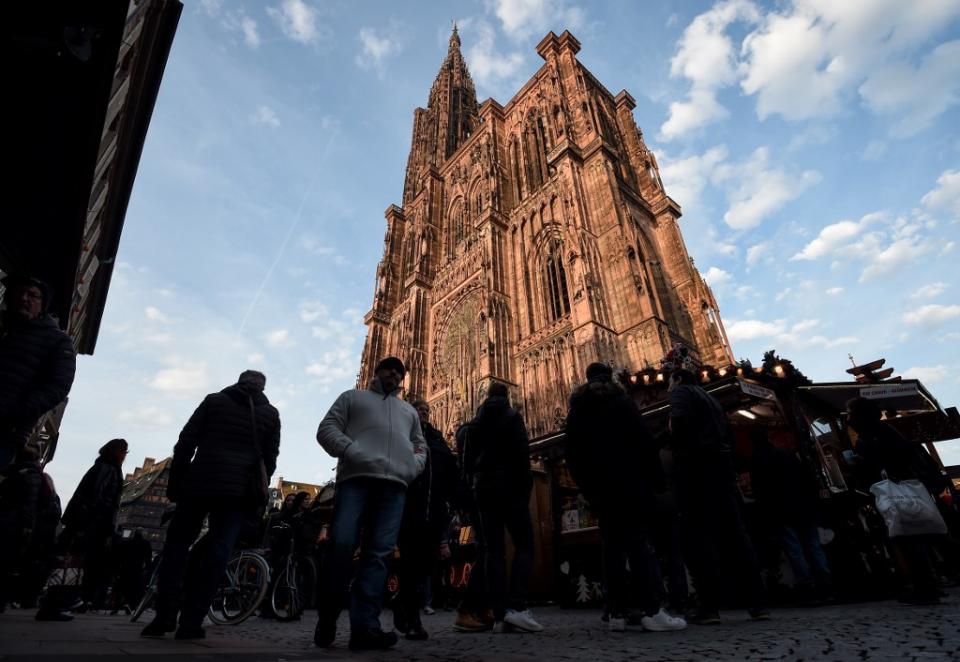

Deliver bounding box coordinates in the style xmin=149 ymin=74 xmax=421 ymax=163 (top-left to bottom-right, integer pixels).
xmin=54 ymin=0 xmax=960 ymax=500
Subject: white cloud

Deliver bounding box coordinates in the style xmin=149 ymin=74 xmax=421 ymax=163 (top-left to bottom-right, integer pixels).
xmin=150 ymin=361 xmax=209 ymax=398
xmin=703 ymin=266 xmax=732 ymax=288
xmin=145 ymin=306 xmax=170 ymax=323
xmin=267 ymin=0 xmax=320 ymax=44
xmin=791 ymin=212 xmax=883 ymax=260
xmin=461 ymin=19 xmax=525 ymax=91
xmin=116 ymin=405 xmax=175 ymax=429
xmin=299 ymin=300 xmax=328 ymax=323
xmin=251 ymin=105 xmax=281 ymax=128
xmin=240 ymin=16 xmax=261 ymax=48
xmin=903 ymin=304 xmax=960 ymax=326
xmin=859 ymin=237 xmax=930 ymax=282
xmin=727 ymin=317 xmax=857 ymax=348
xmin=356 ymin=24 xmax=404 ymax=72
xmin=910 ymin=282 xmax=948 ymax=300
xmin=487 ymin=0 xmax=586 ymax=40
xmin=859 ymin=41 xmax=960 ymax=137
xmin=663 ymin=1 xmax=960 ymax=138
xmin=264 ymin=328 xmax=293 ymax=348
xmin=903 ymin=364 xmax=950 ymax=383
xmin=825 ymin=286 xmax=844 ymax=296
xmin=922 ymin=169 xmax=960 ymax=216
xmin=716 ymin=147 xmax=821 ymax=229
xmin=305 ymin=347 xmax=356 ymax=385
xmin=740 ymin=0 xmax=960 ymax=126
xmin=656 ymin=145 xmax=728 ymax=214
xmin=660 ymin=0 xmax=759 ymax=140
xmin=247 ymin=353 xmax=265 ymax=365
xmin=726 ymin=318 xmax=786 ymax=342
xmin=746 ymin=242 xmax=769 ymax=266
xmin=200 ymin=1 xmax=260 ymax=49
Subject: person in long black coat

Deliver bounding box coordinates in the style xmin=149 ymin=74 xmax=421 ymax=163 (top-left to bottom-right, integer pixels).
xmin=141 ymin=370 xmax=280 ymax=640
xmin=565 ymin=362 xmax=685 ymax=632
xmin=61 ymin=438 xmax=128 ymax=609
xmin=393 ymin=397 xmax=457 ymax=640
xmin=0 ymin=275 xmax=76 ymax=471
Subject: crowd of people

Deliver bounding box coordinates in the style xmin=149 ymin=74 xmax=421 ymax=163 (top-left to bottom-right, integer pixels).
xmin=0 ymin=274 xmax=957 ymax=652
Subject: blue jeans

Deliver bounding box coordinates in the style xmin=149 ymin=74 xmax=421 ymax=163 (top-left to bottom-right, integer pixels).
xmin=156 ymin=501 xmax=246 ymax=628
xmin=782 ymin=524 xmax=831 ymax=588
xmin=321 ymin=477 xmax=406 ymax=631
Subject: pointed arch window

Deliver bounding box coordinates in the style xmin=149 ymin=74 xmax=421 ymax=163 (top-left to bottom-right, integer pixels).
xmin=544 ymin=240 xmax=570 ymax=322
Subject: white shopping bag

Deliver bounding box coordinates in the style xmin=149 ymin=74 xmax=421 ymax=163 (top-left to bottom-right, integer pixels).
xmin=869 ymin=477 xmax=947 ymax=537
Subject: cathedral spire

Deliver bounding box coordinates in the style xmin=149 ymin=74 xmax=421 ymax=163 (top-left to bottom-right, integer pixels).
xmin=402 ymin=25 xmax=479 ymax=203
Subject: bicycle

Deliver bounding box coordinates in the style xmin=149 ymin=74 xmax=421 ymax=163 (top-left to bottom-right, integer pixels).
xmin=208 ymin=548 xmax=271 ymax=625
xmin=268 ymin=522 xmax=312 ymax=621
xmin=130 ymin=546 xmax=270 ymax=626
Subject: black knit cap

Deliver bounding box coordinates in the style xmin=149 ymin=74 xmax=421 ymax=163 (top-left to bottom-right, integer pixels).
xmin=2 ymin=274 xmax=52 ymax=312
xmin=375 ymin=356 xmax=406 ymax=377
xmin=585 ymin=362 xmax=613 ymax=381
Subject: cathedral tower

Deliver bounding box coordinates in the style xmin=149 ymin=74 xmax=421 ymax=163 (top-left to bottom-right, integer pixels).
xmin=359 ymin=30 xmax=734 ymax=438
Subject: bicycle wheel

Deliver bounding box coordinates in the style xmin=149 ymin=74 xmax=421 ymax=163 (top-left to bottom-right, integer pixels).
xmin=270 ymin=561 xmax=302 ymax=621
xmin=209 ymin=552 xmax=270 ymax=625
xmin=131 ymin=558 xmax=162 ymax=622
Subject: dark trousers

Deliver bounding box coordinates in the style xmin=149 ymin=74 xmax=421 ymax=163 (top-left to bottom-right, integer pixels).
xmin=893 ymin=535 xmax=939 ymax=598
xmin=676 ymin=459 xmax=766 ymax=612
xmin=156 ymin=500 xmax=245 ymax=628
xmin=80 ymin=535 xmax=113 ymax=607
xmin=598 ymin=503 xmax=664 ymax=617
xmin=458 ymin=504 xmax=487 ymax=615
xmin=474 ymin=484 xmax=533 ymax=620
xmin=319 ymin=477 xmax=406 ymax=631
xmin=395 ymin=516 xmax=443 ymax=624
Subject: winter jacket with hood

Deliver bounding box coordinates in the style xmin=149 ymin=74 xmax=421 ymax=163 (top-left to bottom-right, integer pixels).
xmin=565 ymin=377 xmax=664 ymax=513
xmin=61 ymin=456 xmax=122 ymax=539
xmin=460 ymin=395 xmax=531 ymax=494
xmin=0 ymin=312 xmax=76 ymax=449
xmin=317 ymin=379 xmax=427 ymax=487
xmin=167 ymin=383 xmax=281 ymax=504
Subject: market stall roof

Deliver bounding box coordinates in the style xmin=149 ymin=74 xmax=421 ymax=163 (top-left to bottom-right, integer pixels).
xmin=796 ymin=380 xmax=940 ymax=414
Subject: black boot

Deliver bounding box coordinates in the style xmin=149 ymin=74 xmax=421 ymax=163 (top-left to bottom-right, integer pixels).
xmin=405 ymin=611 xmax=428 ymax=641
xmin=349 ymin=627 xmax=399 ymax=651
xmin=314 ymin=608 xmax=339 ymax=647
xmin=140 ymin=614 xmax=177 ymax=637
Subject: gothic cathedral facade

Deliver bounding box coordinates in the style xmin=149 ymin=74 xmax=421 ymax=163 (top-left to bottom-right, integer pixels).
xmin=359 ymin=29 xmax=734 ymax=439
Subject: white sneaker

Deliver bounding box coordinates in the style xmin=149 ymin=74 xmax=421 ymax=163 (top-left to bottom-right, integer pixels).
xmin=503 ymin=608 xmax=543 ymax=632
xmin=423 ymin=606 xmax=435 ymax=615
xmin=640 ymin=608 xmax=687 ymax=632
xmin=607 ymin=616 xmax=626 ymax=632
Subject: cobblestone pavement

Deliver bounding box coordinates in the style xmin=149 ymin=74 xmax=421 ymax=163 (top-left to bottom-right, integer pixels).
xmin=1 ymin=592 xmax=959 ymax=661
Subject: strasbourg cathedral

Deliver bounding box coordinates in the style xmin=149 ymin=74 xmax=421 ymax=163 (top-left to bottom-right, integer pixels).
xmin=359 ymin=28 xmax=734 ymax=439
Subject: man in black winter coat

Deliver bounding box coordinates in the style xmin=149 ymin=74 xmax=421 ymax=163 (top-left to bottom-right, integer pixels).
xmin=141 ymin=370 xmax=281 ymax=640
xmin=0 ymin=276 xmax=76 ymax=470
xmin=458 ymin=383 xmax=541 ymax=633
xmin=565 ymin=363 xmax=686 ymax=632
xmin=668 ymin=369 xmax=767 ymax=623
xmin=393 ymin=397 xmax=457 ymax=640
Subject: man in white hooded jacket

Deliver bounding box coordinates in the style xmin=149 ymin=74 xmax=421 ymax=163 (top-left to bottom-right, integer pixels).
xmin=314 ymin=356 xmax=426 ymax=651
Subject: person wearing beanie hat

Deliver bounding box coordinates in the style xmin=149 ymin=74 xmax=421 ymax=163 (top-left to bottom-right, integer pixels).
xmin=0 ymin=275 xmax=76 ymax=471
xmin=314 ymin=356 xmax=426 ymax=651
xmin=141 ymin=371 xmax=280 ymax=640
